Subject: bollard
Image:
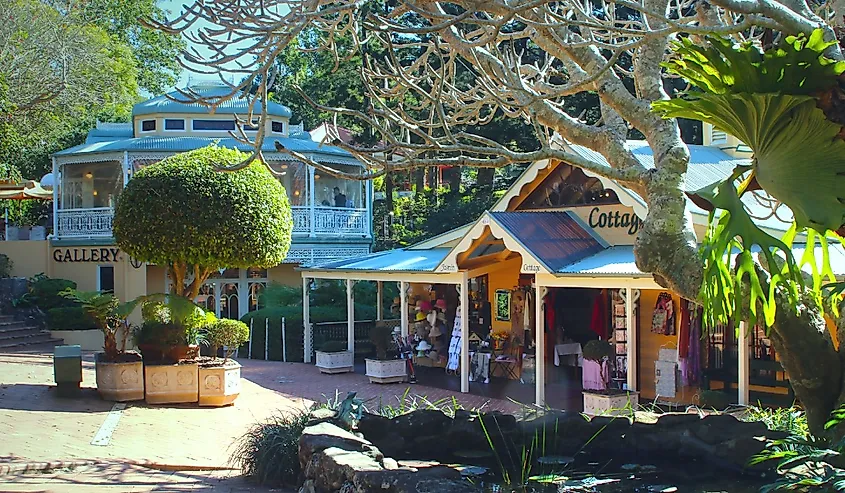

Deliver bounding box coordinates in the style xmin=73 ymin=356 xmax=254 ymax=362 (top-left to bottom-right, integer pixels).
xmin=53 ymin=345 xmax=82 ymax=397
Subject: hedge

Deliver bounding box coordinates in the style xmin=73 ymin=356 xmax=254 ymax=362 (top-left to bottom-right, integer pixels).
xmin=46 ymin=306 xmax=96 ymax=331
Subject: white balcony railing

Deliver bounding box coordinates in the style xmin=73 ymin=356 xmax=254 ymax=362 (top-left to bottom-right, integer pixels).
xmin=53 ymin=206 xmax=369 ymax=239
xmin=56 ymin=208 xmax=115 ymax=238
xmin=291 ymin=206 xmax=369 ymax=237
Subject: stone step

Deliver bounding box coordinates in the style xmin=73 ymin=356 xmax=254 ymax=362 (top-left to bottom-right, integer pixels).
xmin=0 ymin=315 xmax=17 ymax=322
xmin=0 ymin=328 xmax=46 ymax=340
xmin=0 ymin=320 xmax=30 ymax=329
xmin=0 ymin=334 xmax=63 ymax=349
xmin=0 ymin=325 xmax=43 ymax=336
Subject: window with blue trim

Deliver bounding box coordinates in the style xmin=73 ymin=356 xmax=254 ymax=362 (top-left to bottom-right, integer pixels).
xmin=164 ymin=119 xmax=185 ymax=130
xmin=192 ymin=119 xmax=236 ymax=131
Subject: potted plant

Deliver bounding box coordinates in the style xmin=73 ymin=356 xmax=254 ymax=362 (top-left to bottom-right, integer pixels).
xmin=62 ymin=290 xmax=143 ymax=402
xmin=365 ymin=323 xmax=406 ymax=384
xmin=198 ymin=318 xmax=249 ymax=406
xmin=491 ymin=330 xmax=510 ymax=350
xmin=127 ymin=293 xmax=214 ymax=404
xmin=581 ymin=339 xmax=637 ymax=416
xmin=315 ymin=340 xmax=354 ymax=374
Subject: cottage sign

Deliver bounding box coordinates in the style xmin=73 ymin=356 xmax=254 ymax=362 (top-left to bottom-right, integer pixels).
xmin=53 ymin=247 xmax=122 ymax=263
xmin=588 ymin=207 xmax=642 ymax=235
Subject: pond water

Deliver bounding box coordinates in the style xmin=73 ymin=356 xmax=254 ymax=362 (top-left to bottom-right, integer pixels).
xmin=461 ymin=456 xmax=766 ymax=492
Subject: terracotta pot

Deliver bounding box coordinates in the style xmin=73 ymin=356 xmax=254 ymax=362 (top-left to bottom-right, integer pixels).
xmin=138 ymin=343 xmax=166 ymax=362
xmin=168 ymin=344 xmax=200 ymax=362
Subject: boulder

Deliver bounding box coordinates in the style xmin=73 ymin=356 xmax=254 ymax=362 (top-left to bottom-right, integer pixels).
xmin=692 ymin=414 xmax=767 ymax=445
xmin=353 ymin=465 xmax=478 ymax=493
xmin=392 ymin=410 xmax=453 ymax=438
xmin=300 ymin=422 xmax=383 ymax=472
xmin=358 ymin=413 xmax=393 ymax=440
xmin=306 ymin=446 xmax=383 ymax=492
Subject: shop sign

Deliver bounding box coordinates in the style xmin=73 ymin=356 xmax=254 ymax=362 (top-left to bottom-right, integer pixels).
xmin=522 ymin=264 xmax=541 ymax=273
xmin=588 ymin=207 xmax=642 ymax=235
xmin=438 ymin=264 xmax=457 ymax=272
xmin=53 ymin=247 xmax=121 ymax=263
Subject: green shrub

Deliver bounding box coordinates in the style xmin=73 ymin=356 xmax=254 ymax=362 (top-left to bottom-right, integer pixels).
xmin=206 ymin=318 xmax=250 ymax=358
xmin=370 ymin=323 xmax=394 ymax=360
xmin=0 ymin=254 xmax=12 ymax=278
xmin=45 ymin=306 xmax=96 ymax=331
xmin=132 ymin=320 xmax=186 ymax=347
xmin=30 ymin=276 xmax=78 ymax=310
xmin=230 ymin=410 xmax=311 ymax=487
xmin=582 ymin=339 xmax=614 ymax=362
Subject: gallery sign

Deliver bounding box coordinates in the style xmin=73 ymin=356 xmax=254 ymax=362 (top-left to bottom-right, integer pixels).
xmin=53 ymin=247 xmax=122 ymax=263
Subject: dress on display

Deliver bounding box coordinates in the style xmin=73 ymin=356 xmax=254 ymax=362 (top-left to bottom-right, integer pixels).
xmin=447 ymin=311 xmax=462 ymax=372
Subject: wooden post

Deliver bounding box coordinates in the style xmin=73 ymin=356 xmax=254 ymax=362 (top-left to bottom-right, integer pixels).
xmin=347 ymin=279 xmax=355 ymax=356
xmin=303 ymin=277 xmax=311 ymax=363
xmin=376 ymin=281 xmax=383 ymax=321
xmin=535 ymin=285 xmax=547 ymax=406
xmin=738 ymin=320 xmax=750 ymax=405
xmin=264 ymin=318 xmax=269 ymax=361
xmin=281 ymin=317 xmax=287 ymax=363
xmin=625 ymin=287 xmax=637 ymax=392
xmin=460 ymin=273 xmax=469 ymax=393
xmin=400 ymin=281 xmax=409 ymax=338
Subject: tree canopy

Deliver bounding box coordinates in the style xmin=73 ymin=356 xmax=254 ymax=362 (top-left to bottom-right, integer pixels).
xmin=113 ymin=145 xmax=293 ymax=299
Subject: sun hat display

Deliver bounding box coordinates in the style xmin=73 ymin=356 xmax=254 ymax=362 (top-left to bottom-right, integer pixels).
xmin=419 ymin=300 xmax=432 ymax=313
xmin=417 ymin=340 xmax=432 ymax=351
xmin=435 ymin=299 xmax=447 ymax=310
xmin=436 ymin=312 xmax=447 ymax=323
xmin=429 ymin=324 xmax=443 ymax=338
xmin=415 ymin=311 xmax=427 ymax=322
xmin=426 ymin=311 xmax=437 ymax=326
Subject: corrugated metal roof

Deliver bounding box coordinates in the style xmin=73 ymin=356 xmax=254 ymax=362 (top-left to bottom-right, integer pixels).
xmin=490 ymin=212 xmax=604 ymax=272
xmin=306 ymin=248 xmax=451 ymax=272
xmin=85 ymin=123 xmax=133 ymax=144
xmin=558 ymin=246 xmax=644 ymax=276
xmin=132 ymin=82 xmax=292 ymax=118
xmin=557 ymin=244 xmax=845 ymax=277
xmin=54 ymin=135 xmax=356 ymax=161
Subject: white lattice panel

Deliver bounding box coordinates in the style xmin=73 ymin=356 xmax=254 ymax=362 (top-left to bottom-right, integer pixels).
xmin=56 ymin=208 xmax=114 ymax=238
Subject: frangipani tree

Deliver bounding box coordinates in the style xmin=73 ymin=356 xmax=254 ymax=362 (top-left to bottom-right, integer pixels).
xmin=150 ymin=1 xmax=845 ymax=438
xmin=114 ymin=145 xmax=293 ymax=299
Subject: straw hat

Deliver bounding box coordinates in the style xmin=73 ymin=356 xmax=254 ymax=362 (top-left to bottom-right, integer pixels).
xmin=415 ymin=311 xmax=427 ymax=322
xmin=429 ymin=324 xmax=443 ymax=338
xmin=426 ymin=311 xmax=437 ymax=326
xmin=417 ymin=340 xmax=432 ymax=351
xmin=435 ymin=299 xmax=447 ymax=310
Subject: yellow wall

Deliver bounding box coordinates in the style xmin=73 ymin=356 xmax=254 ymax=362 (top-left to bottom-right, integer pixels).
xmin=637 ymin=289 xmax=699 ymax=404
xmin=269 ymin=263 xmax=301 ymax=286
xmin=0 ymin=241 xmax=48 ymax=278
xmin=486 ymin=257 xmax=522 ymax=335
xmin=146 ymin=265 xmax=166 ymax=294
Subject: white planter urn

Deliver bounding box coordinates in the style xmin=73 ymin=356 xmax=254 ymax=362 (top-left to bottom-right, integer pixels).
xmin=95 ymin=354 xmax=144 ymax=402
xmin=198 ymin=360 xmax=241 ymax=407
xmin=365 ymin=358 xmax=407 ymax=384
xmin=315 ymin=350 xmax=354 ymax=374
xmin=582 ymin=391 xmax=639 ymax=417
xmin=144 ymin=361 xmax=199 ymax=404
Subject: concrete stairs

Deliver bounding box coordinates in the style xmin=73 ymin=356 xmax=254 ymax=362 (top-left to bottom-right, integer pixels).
xmin=0 ymin=315 xmax=63 ymax=349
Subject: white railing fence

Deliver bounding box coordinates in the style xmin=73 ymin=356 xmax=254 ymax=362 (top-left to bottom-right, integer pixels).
xmin=55 ymin=208 xmax=114 ymax=238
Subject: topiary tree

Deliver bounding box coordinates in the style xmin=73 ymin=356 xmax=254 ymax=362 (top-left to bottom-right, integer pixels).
xmin=205 ymin=318 xmax=250 ymax=360
xmin=114 ymin=145 xmax=293 ymax=299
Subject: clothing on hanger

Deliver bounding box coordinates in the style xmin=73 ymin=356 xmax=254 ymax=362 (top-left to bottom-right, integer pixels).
xmin=589 ymin=291 xmax=606 ymax=339
xmin=678 ymin=300 xmax=692 ymax=358
xmin=651 ymin=292 xmax=676 ymax=335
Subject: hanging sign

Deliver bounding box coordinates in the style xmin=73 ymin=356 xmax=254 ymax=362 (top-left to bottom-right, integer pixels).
xmin=52 ymin=247 xmax=121 ymax=263
xmin=587 ymin=207 xmax=642 ymax=235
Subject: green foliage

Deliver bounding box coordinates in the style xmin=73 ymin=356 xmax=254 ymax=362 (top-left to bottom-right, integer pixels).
xmin=61 ymin=289 xmax=129 ymax=359
xmin=374 ymin=186 xmax=505 ymax=250
xmin=230 ymin=410 xmax=312 ymax=487
xmin=0 ymin=254 xmax=12 ymax=278
xmin=0 ymin=163 xmax=22 ymax=184
xmin=319 ymin=340 xmax=349 ymax=353
xmin=259 ymin=283 xmax=302 ymax=308
xmin=45 ymin=306 xmax=96 ymax=331
xmin=114 ymin=145 xmax=293 ymax=273
xmin=582 ymin=339 xmax=614 ymax=362
xmin=30 ymin=276 xmax=78 ymax=310
xmin=205 ymin=319 xmax=250 ymax=359
xmin=653 ymin=29 xmax=845 ymax=329
xmin=751 ymin=406 xmax=845 ymax=492
xmin=369 ymin=323 xmax=396 ymax=360
xmin=132 ymin=320 xmax=185 ymax=348
xmin=743 ymin=405 xmax=809 ymax=439
xmin=127 ymin=293 xmax=216 ymax=349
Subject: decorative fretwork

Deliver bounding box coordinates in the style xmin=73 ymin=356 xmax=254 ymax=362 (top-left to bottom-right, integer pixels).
xmin=313 ymin=208 xmax=368 ymax=236
xmin=291 ymin=207 xmax=311 ymax=233
xmin=56 ymin=208 xmax=114 ymax=238
xmin=283 ymin=246 xmax=370 ymax=266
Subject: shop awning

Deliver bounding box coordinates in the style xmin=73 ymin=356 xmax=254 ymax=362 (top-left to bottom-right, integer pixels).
xmin=303 ymin=248 xmax=451 ymax=273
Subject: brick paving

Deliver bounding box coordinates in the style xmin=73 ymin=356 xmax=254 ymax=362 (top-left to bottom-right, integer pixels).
xmin=0 ymin=348 xmax=520 ymax=491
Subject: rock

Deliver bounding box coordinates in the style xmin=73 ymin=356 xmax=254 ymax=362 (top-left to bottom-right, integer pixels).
xmin=692 ymin=414 xmax=767 ymax=445
xmin=479 ymin=411 xmax=517 ymax=432
xmin=309 ymin=407 xmax=340 ymax=426
xmin=358 ymin=413 xmax=393 ymax=440
xmin=299 ymin=422 xmax=384 ymax=473
xmin=306 ymin=446 xmax=384 ymax=492
xmin=370 ymin=432 xmax=406 ymax=458
xmin=654 ymin=412 xmax=703 ymax=429
xmin=392 ymin=410 xmax=452 ymax=438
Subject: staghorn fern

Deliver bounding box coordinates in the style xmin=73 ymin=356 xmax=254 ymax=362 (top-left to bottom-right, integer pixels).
xmin=653 ymin=29 xmax=845 ymax=328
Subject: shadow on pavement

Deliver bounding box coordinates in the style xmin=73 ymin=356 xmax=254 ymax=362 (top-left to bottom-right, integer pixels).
xmin=0 ymin=383 xmax=111 ymax=413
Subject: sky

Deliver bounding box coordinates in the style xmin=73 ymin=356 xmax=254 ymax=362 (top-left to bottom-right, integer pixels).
xmin=156 ymin=0 xmax=274 ymax=89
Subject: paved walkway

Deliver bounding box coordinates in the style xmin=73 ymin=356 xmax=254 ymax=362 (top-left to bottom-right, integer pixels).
xmin=0 ymin=349 xmax=517 ymax=491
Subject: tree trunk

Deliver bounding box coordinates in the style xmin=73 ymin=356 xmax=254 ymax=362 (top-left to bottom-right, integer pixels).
xmin=414 ymin=168 xmax=425 ymax=192
xmin=445 ymin=166 xmax=461 ymax=192
xmin=385 ymin=171 xmax=394 ymax=210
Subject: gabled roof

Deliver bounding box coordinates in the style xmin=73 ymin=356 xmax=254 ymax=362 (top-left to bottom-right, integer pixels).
xmin=132 ymin=82 xmax=292 ymax=118
xmin=490 ymin=212 xmax=605 ymax=272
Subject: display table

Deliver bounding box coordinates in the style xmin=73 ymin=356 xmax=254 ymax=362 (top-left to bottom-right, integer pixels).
xmin=554 ymin=343 xmax=583 ymax=367
xmin=413 ymin=355 xmax=446 ymax=368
